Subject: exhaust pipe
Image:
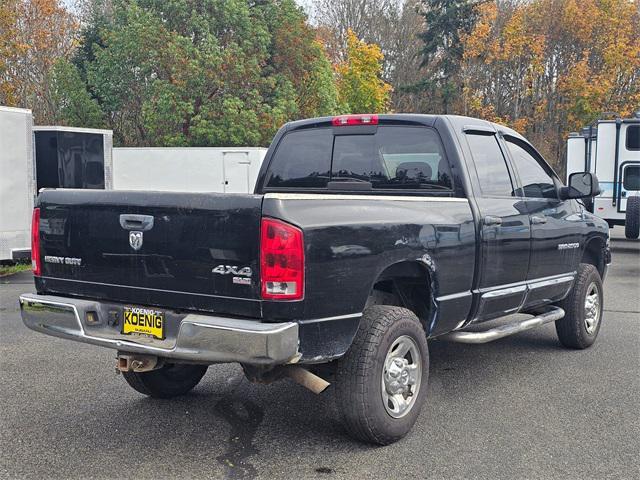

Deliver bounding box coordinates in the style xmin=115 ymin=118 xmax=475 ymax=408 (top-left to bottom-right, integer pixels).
xmin=284 ymin=366 xmax=330 ymax=394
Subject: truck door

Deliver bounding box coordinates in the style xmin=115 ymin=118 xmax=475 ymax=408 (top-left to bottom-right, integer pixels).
xmin=503 ymin=135 xmax=580 ymax=303
xmin=463 ymin=131 xmax=531 ymax=321
xmin=223 ymin=151 xmax=251 ymax=193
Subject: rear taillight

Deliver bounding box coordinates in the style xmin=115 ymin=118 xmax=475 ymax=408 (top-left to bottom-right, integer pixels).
xmin=31 ymin=208 xmax=41 ymax=276
xmin=260 ymin=218 xmax=304 ymax=300
xmin=332 ymin=114 xmax=379 ymax=126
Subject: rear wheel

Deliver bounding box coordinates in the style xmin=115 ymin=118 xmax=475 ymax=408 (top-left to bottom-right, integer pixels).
xmin=625 ymin=196 xmax=640 ymax=239
xmin=333 ymin=305 xmax=429 ymax=445
xmin=555 ymin=263 xmax=603 ymax=349
xmin=122 ymin=363 xmax=208 ymax=398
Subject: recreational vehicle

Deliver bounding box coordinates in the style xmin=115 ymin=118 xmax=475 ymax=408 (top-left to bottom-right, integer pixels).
xmin=566 ymin=113 xmax=640 ymax=238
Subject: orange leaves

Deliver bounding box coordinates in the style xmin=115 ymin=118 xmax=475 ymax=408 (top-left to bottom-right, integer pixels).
xmin=460 ymin=0 xmax=640 ymax=168
xmin=0 ymin=0 xmax=78 ymax=120
xmin=335 ymin=30 xmax=391 ymax=114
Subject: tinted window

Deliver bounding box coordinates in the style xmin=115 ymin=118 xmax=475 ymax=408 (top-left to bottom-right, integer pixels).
xmin=332 ymin=127 xmax=452 ymax=190
xmin=265 ymin=126 xmax=452 ymax=191
xmin=505 ymin=138 xmax=557 ymax=199
xmin=265 ymin=128 xmax=332 ymax=188
xmin=623 ymin=165 xmax=640 ymax=191
xmin=626 ymin=125 xmax=640 ymax=151
xmin=466 ymin=133 xmax=514 ymax=196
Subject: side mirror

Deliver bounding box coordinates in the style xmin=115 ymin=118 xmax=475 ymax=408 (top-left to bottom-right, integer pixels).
xmin=560 ymin=172 xmax=601 ymax=200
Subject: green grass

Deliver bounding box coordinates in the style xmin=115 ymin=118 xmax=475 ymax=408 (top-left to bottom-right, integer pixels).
xmin=0 ymin=262 xmax=31 ymax=277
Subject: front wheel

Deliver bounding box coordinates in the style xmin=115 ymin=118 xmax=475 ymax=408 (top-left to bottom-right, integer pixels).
xmin=333 ymin=305 xmax=429 ymax=445
xmin=122 ymin=363 xmax=208 ymax=398
xmin=555 ymin=263 xmax=603 ymax=349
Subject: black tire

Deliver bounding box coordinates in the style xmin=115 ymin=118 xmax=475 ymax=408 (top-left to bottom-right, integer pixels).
xmin=333 ymin=305 xmax=429 ymax=445
xmin=123 ymin=363 xmax=208 ymax=398
xmin=555 ymin=263 xmax=603 ymax=349
xmin=624 ymin=196 xmax=640 ymax=239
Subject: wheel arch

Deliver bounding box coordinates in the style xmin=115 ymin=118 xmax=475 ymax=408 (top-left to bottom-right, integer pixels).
xmin=581 ymin=236 xmax=606 ymax=278
xmin=365 ymin=259 xmax=436 ymax=332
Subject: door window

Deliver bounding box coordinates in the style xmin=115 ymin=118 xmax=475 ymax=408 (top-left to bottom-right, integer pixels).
xmin=626 ymin=125 xmax=639 ymax=151
xmin=505 ymin=138 xmax=558 ymax=199
xmin=623 ymin=165 xmax=640 ymax=191
xmin=465 ymin=133 xmax=515 ymax=197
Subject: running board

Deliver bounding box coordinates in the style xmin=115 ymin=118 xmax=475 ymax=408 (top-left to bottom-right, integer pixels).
xmin=439 ymin=306 xmax=565 ymax=344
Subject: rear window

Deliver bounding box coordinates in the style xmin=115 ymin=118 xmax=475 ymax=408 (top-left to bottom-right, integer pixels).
xmin=264 ymin=128 xmax=332 ymax=189
xmin=264 ymin=126 xmax=452 ymax=191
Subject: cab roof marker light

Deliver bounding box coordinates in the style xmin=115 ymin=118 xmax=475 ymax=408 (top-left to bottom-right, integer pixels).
xmin=332 ymin=114 xmax=379 ymax=126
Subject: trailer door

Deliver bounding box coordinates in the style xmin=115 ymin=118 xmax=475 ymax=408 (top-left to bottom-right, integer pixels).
xmin=223 ymin=151 xmax=251 ymax=193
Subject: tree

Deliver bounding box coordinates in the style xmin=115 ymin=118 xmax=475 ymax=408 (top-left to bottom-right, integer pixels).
xmin=336 ymin=30 xmax=392 ymax=113
xmin=72 ymin=0 xmax=339 ymax=146
xmin=0 ymin=0 xmax=78 ymax=122
xmin=417 ymin=0 xmax=484 ymax=113
xmin=0 ymin=0 xmax=24 ymax=105
xmin=48 ymin=59 xmax=104 ymax=128
xmin=461 ymin=0 xmax=640 ymax=170
xmin=313 ymin=0 xmax=426 ymax=102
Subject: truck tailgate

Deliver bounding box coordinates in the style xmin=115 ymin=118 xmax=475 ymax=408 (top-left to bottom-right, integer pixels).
xmin=36 ymin=190 xmax=263 ymax=317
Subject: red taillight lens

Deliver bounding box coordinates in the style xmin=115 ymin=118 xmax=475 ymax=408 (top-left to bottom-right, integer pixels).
xmin=332 ymin=114 xmax=379 ymax=126
xmin=260 ymin=218 xmax=304 ymax=300
xmin=31 ymin=208 xmax=41 ymax=276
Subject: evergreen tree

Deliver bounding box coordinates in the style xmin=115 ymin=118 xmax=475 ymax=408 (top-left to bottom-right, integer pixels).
xmin=417 ymin=0 xmax=482 ymax=113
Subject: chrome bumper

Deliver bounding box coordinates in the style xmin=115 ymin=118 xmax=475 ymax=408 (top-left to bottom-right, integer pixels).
xmin=19 ymin=293 xmax=299 ymax=365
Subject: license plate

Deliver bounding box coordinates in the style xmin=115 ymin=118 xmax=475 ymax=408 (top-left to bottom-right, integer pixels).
xmin=122 ymin=306 xmax=164 ymax=340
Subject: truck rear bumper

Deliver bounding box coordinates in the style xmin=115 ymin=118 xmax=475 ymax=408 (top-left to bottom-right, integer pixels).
xmin=19 ymin=293 xmax=299 ymax=365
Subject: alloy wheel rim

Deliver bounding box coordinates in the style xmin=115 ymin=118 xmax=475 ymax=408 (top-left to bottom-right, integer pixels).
xmin=584 ymin=282 xmax=600 ymax=335
xmin=381 ymin=335 xmax=421 ymax=419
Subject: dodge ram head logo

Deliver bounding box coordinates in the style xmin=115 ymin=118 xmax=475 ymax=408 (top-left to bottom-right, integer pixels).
xmin=129 ymin=231 xmax=143 ymax=251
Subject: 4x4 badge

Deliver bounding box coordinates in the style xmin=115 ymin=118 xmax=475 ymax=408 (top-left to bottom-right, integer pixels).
xmin=129 ymin=231 xmax=143 ymax=251
xmin=212 ymin=265 xmax=252 ymax=277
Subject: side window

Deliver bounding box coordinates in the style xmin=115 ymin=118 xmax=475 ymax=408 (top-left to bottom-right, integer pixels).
xmin=626 ymin=125 xmax=640 ymax=151
xmin=465 ymin=133 xmax=515 ymax=197
xmin=265 ymin=128 xmax=332 ymax=188
xmin=505 ymin=138 xmax=558 ymax=199
xmin=623 ymin=165 xmax=640 ymax=191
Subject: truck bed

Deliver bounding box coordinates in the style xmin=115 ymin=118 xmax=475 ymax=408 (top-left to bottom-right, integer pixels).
xmin=36 ymin=189 xmax=264 ymax=318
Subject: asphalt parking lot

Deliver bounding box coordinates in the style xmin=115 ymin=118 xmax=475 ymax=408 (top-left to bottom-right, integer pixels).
xmin=1 ymin=228 xmax=638 ymax=480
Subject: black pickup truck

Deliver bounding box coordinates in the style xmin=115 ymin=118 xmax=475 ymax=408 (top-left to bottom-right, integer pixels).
xmin=21 ymin=114 xmax=611 ymax=444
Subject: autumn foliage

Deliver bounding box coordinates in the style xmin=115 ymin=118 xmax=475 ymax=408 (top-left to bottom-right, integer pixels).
xmin=0 ymin=0 xmax=77 ymax=119
xmin=336 ymin=30 xmax=392 ymax=114
xmin=1 ymin=0 xmax=638 ymax=163
xmin=460 ymin=0 xmax=640 ymax=169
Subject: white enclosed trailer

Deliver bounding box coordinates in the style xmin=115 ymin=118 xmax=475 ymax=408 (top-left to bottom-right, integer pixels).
xmin=112 ymin=147 xmax=267 ymax=193
xmin=566 ymin=113 xmax=640 ymax=238
xmin=33 ymin=126 xmax=113 ymax=190
xmin=0 ymin=106 xmax=35 ymax=261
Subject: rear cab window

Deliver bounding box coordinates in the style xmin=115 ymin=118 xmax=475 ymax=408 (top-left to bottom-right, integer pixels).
xmin=264 ymin=125 xmax=453 ymax=192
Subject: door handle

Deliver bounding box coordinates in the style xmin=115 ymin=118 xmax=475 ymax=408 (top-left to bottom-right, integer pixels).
xmin=531 ymin=215 xmax=547 ymax=225
xmin=483 ymin=215 xmax=503 ymax=226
